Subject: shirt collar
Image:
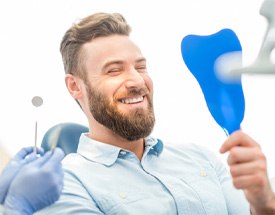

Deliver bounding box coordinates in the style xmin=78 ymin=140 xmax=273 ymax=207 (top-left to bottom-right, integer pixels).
xmin=77 ymin=133 xmax=163 ymax=166
xmin=144 ymin=136 xmax=163 ymax=157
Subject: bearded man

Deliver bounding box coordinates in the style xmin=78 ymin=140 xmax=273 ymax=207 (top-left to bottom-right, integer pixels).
xmin=36 ymin=12 xmax=275 ymax=215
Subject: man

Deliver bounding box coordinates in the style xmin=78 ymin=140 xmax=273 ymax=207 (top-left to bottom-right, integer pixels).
xmin=0 ymin=147 xmax=64 ymax=215
xmin=36 ymin=12 xmax=275 ymax=214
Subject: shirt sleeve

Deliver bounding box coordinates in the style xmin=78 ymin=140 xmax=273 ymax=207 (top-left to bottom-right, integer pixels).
xmin=34 ymin=169 xmax=104 ymax=215
xmin=199 ymin=145 xmax=251 ymax=215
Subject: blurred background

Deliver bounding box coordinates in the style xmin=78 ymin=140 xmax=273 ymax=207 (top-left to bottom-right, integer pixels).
xmin=1 ymin=0 xmax=275 ymax=178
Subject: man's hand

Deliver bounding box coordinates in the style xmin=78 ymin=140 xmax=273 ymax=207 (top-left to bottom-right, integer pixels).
xmin=220 ymin=130 xmax=275 ymax=214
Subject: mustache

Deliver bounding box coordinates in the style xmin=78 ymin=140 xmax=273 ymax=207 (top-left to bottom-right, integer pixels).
xmin=116 ymin=88 xmax=149 ymax=99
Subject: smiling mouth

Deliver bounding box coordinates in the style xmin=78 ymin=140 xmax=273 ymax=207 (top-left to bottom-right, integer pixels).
xmin=119 ymin=96 xmax=144 ymax=104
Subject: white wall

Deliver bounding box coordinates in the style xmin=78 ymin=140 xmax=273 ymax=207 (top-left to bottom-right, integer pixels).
xmin=1 ymin=0 xmax=275 ymax=177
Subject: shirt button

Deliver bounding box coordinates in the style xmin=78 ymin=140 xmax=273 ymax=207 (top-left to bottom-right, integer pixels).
xmin=200 ymin=170 xmax=207 ymax=177
xmin=120 ymin=151 xmax=127 ymax=155
xmin=167 ymin=182 xmax=174 ymax=189
xmin=119 ymin=192 xmax=127 ymax=199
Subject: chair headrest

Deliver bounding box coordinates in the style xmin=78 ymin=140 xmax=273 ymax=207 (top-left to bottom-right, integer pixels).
xmin=41 ymin=122 xmax=89 ymax=155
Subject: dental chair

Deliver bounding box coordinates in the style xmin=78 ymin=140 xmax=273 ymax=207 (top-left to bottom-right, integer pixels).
xmin=40 ymin=122 xmax=89 ymax=155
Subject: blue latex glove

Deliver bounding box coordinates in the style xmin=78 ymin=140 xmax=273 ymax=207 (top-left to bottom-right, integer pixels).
xmin=0 ymin=147 xmax=44 ymax=204
xmin=3 ymin=148 xmax=65 ymax=215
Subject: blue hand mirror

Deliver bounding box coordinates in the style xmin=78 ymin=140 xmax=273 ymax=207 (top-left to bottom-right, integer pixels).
xmin=181 ymin=28 xmax=245 ymax=135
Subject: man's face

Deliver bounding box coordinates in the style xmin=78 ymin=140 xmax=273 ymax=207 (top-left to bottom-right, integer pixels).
xmin=82 ymin=35 xmax=155 ymax=141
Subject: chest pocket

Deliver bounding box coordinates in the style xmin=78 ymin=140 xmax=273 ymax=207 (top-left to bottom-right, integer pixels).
xmin=97 ymin=190 xmax=150 ymax=215
xmin=177 ymin=166 xmax=228 ymax=214
xmin=96 ymin=189 xmax=175 ymax=215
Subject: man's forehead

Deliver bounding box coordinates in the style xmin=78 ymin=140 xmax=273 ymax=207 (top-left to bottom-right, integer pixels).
xmin=84 ymin=34 xmax=131 ymax=49
xmin=83 ymin=35 xmax=144 ymax=67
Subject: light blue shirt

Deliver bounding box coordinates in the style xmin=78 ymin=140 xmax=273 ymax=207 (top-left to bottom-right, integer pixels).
xmin=36 ymin=134 xmax=250 ymax=215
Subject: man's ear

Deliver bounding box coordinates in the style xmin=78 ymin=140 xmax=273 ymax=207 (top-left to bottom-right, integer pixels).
xmin=65 ymin=74 xmax=84 ymax=100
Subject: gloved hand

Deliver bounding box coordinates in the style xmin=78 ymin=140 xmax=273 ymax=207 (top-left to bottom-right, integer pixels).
xmin=0 ymin=147 xmax=44 ymax=204
xmin=3 ymin=148 xmax=65 ymax=215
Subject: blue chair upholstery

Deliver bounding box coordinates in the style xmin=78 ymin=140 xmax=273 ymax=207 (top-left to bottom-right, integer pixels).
xmin=41 ymin=122 xmax=89 ymax=155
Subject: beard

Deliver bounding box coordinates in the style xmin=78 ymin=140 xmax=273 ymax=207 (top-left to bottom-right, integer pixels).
xmin=86 ymin=84 xmax=155 ymax=141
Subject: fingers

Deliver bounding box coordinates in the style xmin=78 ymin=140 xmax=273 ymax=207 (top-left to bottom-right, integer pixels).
xmin=220 ymin=130 xmax=260 ymax=154
xmin=24 ymin=153 xmax=40 ymax=163
xmin=13 ymin=147 xmax=44 ymax=161
xmin=227 ymin=146 xmax=265 ymax=165
xmin=43 ymin=148 xmax=65 ymax=169
xmin=219 ymin=130 xmax=275 ymax=212
xmin=13 ymin=147 xmax=36 ymax=161
xmin=220 ymin=130 xmax=269 ymax=193
xmin=30 ymin=150 xmax=54 ymax=167
xmin=231 ymin=174 xmax=267 ymax=190
xmin=230 ymin=160 xmax=267 ymax=177
xmin=51 ymin=148 xmax=65 ymax=162
xmin=30 ymin=147 xmax=65 ymax=168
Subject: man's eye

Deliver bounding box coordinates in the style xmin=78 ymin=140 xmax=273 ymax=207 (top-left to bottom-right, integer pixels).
xmin=136 ymin=66 xmax=147 ymax=73
xmin=108 ymin=68 xmax=121 ymax=74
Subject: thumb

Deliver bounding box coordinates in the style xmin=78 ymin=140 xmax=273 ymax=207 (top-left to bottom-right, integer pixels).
xmin=43 ymin=148 xmax=65 ymax=169
xmin=29 ymin=150 xmax=54 ymax=167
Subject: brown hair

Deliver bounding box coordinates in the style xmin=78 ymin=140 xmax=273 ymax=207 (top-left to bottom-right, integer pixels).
xmin=60 ymin=12 xmax=132 ymax=79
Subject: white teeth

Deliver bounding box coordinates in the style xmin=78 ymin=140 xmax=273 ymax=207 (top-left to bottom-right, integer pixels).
xmin=121 ymin=96 xmax=143 ymax=104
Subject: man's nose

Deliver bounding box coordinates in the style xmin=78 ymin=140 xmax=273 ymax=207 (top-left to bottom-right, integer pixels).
xmin=124 ymin=69 xmax=145 ymax=89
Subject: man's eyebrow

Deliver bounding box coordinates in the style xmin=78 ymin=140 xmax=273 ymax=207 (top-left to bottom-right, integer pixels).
xmin=102 ymin=57 xmax=147 ymax=70
xmin=136 ymin=57 xmax=146 ymax=63
xmin=102 ymin=60 xmax=123 ymax=70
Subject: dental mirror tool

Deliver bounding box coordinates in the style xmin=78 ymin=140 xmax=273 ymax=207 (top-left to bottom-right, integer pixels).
xmin=31 ymin=96 xmax=43 ymax=153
